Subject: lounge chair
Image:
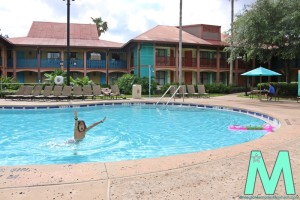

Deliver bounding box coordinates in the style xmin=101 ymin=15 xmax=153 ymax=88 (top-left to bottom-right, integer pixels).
xmin=92 ymin=85 xmax=104 ymax=99
xmin=5 ymin=85 xmax=26 ymax=100
xmin=35 ymin=85 xmax=53 ymax=101
xmin=23 ymin=85 xmax=43 ymax=100
xmin=101 ymin=88 xmax=112 ymax=99
xmin=110 ymin=85 xmax=126 ymax=99
xmin=82 ymin=85 xmax=94 ymax=100
xmin=197 ymin=85 xmax=209 ymax=98
xmin=72 ymin=86 xmax=83 ymax=100
xmin=48 ymin=85 xmax=63 ymax=101
xmin=18 ymin=85 xmax=34 ymax=100
xmin=169 ymin=85 xmax=178 ymax=97
xmin=176 ymin=85 xmax=188 ymax=98
xmin=187 ymin=85 xmax=199 ymax=98
xmin=58 ymin=86 xmax=72 ymax=101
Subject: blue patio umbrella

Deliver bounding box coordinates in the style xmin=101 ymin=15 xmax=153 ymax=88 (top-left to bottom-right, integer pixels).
xmin=241 ymin=66 xmax=281 ymax=94
xmin=241 ymin=66 xmax=281 ymax=76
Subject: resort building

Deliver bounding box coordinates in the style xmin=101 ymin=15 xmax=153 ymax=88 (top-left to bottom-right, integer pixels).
xmin=1 ymin=21 xmax=298 ymax=85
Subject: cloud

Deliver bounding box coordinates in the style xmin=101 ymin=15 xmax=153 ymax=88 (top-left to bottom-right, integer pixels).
xmin=1 ymin=0 xmax=256 ymax=43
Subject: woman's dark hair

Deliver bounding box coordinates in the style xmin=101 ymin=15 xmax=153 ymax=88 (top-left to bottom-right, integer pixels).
xmin=78 ymin=120 xmax=87 ymax=131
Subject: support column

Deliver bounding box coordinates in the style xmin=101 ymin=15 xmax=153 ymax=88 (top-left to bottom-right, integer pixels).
xmin=175 ymin=45 xmax=179 ymax=82
xmin=196 ymin=46 xmax=200 ymax=84
xmin=37 ymin=49 xmax=41 ymax=82
xmin=216 ymin=48 xmax=220 ymax=83
xmin=60 ymin=51 xmax=64 ymax=70
xmin=1 ymin=46 xmax=7 ymax=77
xmin=13 ymin=50 xmax=16 ymax=78
xmin=83 ymin=51 xmax=87 ymax=76
xmin=106 ymin=51 xmax=109 ymax=85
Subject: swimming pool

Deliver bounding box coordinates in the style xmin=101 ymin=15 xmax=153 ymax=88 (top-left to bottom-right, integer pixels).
xmin=0 ymin=103 xmax=270 ymax=166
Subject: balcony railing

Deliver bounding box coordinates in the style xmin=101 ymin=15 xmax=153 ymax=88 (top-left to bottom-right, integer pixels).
xmin=64 ymin=59 xmax=84 ymax=69
xmin=182 ymin=58 xmax=197 ymax=67
xmin=109 ymin=60 xmax=127 ymax=69
xmin=16 ymin=59 xmax=37 ymax=68
xmin=41 ymin=59 xmax=61 ymax=68
xmin=200 ymin=58 xmax=217 ymax=68
xmin=87 ymin=60 xmax=106 ymax=69
xmin=156 ymin=56 xmax=176 ymax=66
xmin=220 ymin=59 xmax=229 ymax=68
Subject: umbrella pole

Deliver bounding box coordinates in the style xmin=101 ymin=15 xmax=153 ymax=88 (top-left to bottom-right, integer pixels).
xmin=245 ymin=77 xmax=248 ymax=96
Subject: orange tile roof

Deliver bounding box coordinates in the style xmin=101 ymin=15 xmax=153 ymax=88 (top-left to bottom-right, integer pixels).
xmin=8 ymin=37 xmax=123 ymax=48
xmin=8 ymin=21 xmax=123 ymax=48
xmin=132 ymin=25 xmax=228 ymax=46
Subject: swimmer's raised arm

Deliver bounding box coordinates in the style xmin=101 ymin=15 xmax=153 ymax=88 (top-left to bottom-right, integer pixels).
xmin=74 ymin=111 xmax=79 ymax=134
xmin=86 ymin=117 xmax=106 ymax=132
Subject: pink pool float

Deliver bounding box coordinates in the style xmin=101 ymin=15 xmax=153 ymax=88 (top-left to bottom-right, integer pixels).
xmin=228 ymin=124 xmax=274 ymax=132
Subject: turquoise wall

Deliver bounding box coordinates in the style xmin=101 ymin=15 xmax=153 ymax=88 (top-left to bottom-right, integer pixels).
xmin=17 ymin=72 xmax=25 ymax=83
xmin=134 ymin=43 xmax=155 ymax=77
xmin=100 ymin=73 xmax=106 ymax=84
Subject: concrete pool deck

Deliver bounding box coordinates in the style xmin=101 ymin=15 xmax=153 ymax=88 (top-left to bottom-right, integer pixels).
xmin=0 ymin=94 xmax=299 ymax=200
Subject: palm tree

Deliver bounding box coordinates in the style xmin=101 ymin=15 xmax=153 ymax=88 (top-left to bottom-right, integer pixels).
xmin=91 ymin=17 xmax=108 ymax=37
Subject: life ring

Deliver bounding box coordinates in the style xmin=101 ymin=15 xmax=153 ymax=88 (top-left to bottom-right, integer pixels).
xmin=54 ymin=76 xmax=64 ymax=85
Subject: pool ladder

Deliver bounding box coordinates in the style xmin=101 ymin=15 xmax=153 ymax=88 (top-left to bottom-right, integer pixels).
xmin=156 ymin=85 xmax=185 ymax=105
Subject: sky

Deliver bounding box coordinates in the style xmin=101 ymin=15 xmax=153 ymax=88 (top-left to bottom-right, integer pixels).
xmin=0 ymin=0 xmax=255 ymax=43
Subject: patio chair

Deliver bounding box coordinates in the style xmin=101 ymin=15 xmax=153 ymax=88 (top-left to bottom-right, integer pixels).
xmin=187 ymin=85 xmax=199 ymax=98
xmin=5 ymin=85 xmax=26 ymax=100
xmin=23 ymin=85 xmax=43 ymax=100
xmin=110 ymin=85 xmax=126 ymax=99
xmin=197 ymin=85 xmax=209 ymax=98
xmin=92 ymin=85 xmax=104 ymax=99
xmin=18 ymin=85 xmax=34 ymax=100
xmin=169 ymin=85 xmax=178 ymax=97
xmin=82 ymin=85 xmax=94 ymax=100
xmin=58 ymin=86 xmax=72 ymax=101
xmin=101 ymin=87 xmax=112 ymax=99
xmin=72 ymin=86 xmax=83 ymax=100
xmin=47 ymin=85 xmax=63 ymax=101
xmin=34 ymin=85 xmax=53 ymax=101
xmin=176 ymin=85 xmax=188 ymax=98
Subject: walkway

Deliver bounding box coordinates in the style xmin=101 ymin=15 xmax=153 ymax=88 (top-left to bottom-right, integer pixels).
xmin=0 ymin=94 xmax=299 ymax=200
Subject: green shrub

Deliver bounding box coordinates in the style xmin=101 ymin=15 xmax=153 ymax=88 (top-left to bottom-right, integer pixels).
xmin=205 ymin=83 xmax=229 ymax=93
xmin=257 ymin=82 xmax=298 ymax=96
xmin=0 ymin=76 xmax=19 ymax=90
xmin=116 ymin=74 xmax=157 ymax=95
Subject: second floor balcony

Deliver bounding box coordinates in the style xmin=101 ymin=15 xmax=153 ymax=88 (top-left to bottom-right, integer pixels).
xmin=200 ymin=58 xmax=217 ymax=68
xmin=16 ymin=59 xmax=37 ymax=68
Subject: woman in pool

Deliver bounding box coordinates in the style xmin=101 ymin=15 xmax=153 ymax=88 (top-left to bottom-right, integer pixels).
xmin=73 ymin=111 xmax=106 ymax=142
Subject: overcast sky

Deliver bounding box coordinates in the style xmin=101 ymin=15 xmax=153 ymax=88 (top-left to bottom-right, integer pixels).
xmin=0 ymin=0 xmax=255 ymax=43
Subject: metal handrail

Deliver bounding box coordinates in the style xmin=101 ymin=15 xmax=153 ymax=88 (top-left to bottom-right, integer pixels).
xmin=166 ymin=85 xmax=184 ymax=105
xmin=156 ymin=85 xmax=175 ymax=105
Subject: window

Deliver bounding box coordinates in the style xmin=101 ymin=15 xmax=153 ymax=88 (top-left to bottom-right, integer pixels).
xmin=156 ymin=49 xmax=167 ymax=57
xmin=200 ymin=51 xmax=216 ymax=59
xmin=112 ymin=53 xmax=120 ymax=60
xmin=70 ymin=52 xmax=78 ymax=59
xmin=90 ymin=53 xmax=101 ymax=60
xmin=47 ymin=52 xmax=60 ymax=59
xmin=156 ymin=71 xmax=165 ymax=85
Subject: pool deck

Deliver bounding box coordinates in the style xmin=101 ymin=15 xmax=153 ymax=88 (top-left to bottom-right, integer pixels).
xmin=0 ymin=94 xmax=300 ymax=200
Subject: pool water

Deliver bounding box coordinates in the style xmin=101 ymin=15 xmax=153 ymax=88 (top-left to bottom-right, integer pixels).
xmin=0 ymin=105 xmax=267 ymax=166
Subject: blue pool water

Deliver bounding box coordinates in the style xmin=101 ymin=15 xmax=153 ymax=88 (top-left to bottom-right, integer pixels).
xmin=0 ymin=104 xmax=267 ymax=166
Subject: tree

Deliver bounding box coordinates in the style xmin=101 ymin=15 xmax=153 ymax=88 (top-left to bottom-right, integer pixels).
xmin=227 ymin=0 xmax=300 ymax=64
xmin=91 ymin=17 xmax=108 ymax=37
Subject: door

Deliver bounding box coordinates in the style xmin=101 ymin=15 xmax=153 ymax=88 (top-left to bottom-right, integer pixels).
xmin=185 ymin=72 xmax=193 ymax=84
xmin=184 ymin=51 xmax=192 ymax=67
